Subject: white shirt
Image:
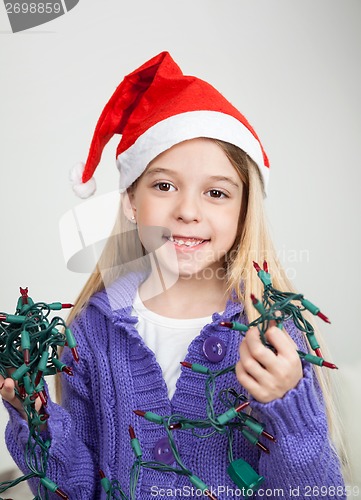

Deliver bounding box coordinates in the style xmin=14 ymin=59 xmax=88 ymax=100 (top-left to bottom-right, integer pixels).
xmin=132 ymin=291 xmax=212 ymax=399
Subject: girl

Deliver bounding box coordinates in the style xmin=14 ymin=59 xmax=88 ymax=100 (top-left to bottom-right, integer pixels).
xmin=1 ymin=51 xmax=346 ymax=499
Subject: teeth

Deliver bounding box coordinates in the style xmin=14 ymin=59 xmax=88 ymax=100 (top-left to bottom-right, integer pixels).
xmin=168 ymin=236 xmax=204 ymax=247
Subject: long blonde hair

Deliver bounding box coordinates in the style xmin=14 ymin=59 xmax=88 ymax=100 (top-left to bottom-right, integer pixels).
xmin=57 ymin=138 xmax=349 ymax=476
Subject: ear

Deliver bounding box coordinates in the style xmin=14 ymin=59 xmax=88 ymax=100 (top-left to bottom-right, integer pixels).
xmin=121 ymin=189 xmax=136 ymax=222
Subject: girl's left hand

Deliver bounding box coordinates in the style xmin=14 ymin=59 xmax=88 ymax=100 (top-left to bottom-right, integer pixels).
xmin=235 ymin=324 xmax=303 ymax=403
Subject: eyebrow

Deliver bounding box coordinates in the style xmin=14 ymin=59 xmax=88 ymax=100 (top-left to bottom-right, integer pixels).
xmin=145 ymin=168 xmax=240 ymax=188
xmin=207 ymin=175 xmax=240 ymax=189
xmin=144 ymin=167 xmax=174 ymax=177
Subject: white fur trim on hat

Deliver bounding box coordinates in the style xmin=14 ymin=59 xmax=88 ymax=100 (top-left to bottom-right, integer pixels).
xmin=70 ymin=162 xmax=97 ymax=199
xmin=116 ymin=111 xmax=269 ymax=194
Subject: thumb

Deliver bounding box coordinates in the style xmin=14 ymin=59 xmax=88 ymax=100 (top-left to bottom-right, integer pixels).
xmin=0 ymin=376 xmax=17 ymax=402
xmin=0 ymin=376 xmax=27 ymax=417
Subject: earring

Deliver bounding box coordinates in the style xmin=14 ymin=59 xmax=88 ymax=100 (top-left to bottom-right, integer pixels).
xmin=131 ymin=216 xmax=136 ymax=223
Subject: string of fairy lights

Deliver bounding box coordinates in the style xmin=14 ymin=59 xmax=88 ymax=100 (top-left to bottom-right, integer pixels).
xmin=0 ymin=288 xmax=75 ymax=500
xmin=0 ymin=262 xmax=337 ymax=499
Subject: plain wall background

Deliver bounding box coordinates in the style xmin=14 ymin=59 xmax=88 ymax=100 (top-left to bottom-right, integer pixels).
xmin=1 ymin=0 xmax=360 ymax=495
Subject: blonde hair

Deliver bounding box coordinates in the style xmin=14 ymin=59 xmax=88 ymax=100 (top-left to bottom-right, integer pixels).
xmin=57 ymin=138 xmax=349 ymax=477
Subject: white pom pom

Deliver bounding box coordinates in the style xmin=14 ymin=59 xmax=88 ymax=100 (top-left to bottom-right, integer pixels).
xmin=73 ymin=178 xmax=97 ymax=199
xmin=70 ymin=162 xmax=96 ymax=198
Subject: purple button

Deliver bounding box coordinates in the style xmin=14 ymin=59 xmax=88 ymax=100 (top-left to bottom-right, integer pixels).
xmin=202 ymin=336 xmax=226 ymax=362
xmin=153 ymin=437 xmax=175 ymax=465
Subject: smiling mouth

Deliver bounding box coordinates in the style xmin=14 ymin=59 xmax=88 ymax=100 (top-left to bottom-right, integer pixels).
xmin=167 ymin=235 xmax=208 ymax=247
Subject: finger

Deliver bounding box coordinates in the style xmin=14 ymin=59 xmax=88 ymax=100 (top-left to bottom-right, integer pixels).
xmin=1 ymin=377 xmax=18 ymax=404
xmin=0 ymin=377 xmax=16 ymax=398
xmin=279 ymin=326 xmax=299 ymax=349
xmin=239 ymin=338 xmax=269 ymax=382
xmin=266 ymin=316 xmax=298 ymax=345
xmin=265 ymin=326 xmax=300 ymax=357
xmin=235 ymin=358 xmax=257 ymax=388
xmin=243 ymin=327 xmax=278 ymax=367
xmin=235 ymin=360 xmax=266 ymax=401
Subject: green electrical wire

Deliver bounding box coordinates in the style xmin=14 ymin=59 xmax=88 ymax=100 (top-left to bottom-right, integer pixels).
xmin=0 ymin=287 xmax=76 ymax=500
xmin=4 ymin=263 xmax=328 ymax=499
xmin=99 ymin=359 xmax=273 ymax=500
xmin=221 ymin=261 xmax=338 ymax=370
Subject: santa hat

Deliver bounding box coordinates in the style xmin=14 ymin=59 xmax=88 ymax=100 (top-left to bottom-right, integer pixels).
xmin=71 ymin=51 xmax=269 ymax=198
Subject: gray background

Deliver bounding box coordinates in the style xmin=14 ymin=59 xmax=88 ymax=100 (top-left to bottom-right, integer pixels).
xmin=0 ymin=0 xmax=360 ymax=496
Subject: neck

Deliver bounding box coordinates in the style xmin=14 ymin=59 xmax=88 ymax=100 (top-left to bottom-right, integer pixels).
xmin=139 ymin=264 xmax=229 ymax=319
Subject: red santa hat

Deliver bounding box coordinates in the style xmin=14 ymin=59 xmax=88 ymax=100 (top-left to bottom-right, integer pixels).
xmin=71 ymin=51 xmax=269 ymax=198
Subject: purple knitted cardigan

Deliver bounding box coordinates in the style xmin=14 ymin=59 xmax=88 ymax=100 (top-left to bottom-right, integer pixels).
xmin=5 ymin=272 xmax=345 ymax=499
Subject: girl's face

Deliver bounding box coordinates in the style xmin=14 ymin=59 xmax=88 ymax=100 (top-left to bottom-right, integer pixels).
xmin=128 ymin=138 xmax=244 ymax=280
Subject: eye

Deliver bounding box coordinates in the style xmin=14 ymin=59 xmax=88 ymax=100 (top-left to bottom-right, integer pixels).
xmin=154 ymin=182 xmax=176 ymax=192
xmin=206 ymin=189 xmax=228 ymax=199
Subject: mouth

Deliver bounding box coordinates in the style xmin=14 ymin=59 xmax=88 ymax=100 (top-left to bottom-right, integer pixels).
xmin=167 ymin=235 xmax=209 ymax=248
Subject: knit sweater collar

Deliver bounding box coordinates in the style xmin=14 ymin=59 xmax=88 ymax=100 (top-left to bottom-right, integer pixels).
xmin=89 ymin=271 xmax=244 ymax=323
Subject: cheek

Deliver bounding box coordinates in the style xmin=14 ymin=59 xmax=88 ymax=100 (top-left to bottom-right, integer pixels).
xmin=219 ymin=205 xmax=241 ymax=234
xmin=135 ymin=200 xmax=158 ymax=224
xmin=214 ymin=204 xmax=242 ymax=250
xmin=136 ymin=194 xmax=170 ymax=222
xmin=137 ymin=226 xmax=166 ymax=253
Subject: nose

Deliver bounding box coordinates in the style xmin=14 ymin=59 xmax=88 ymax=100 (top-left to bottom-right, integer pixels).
xmin=174 ymin=191 xmax=202 ymax=223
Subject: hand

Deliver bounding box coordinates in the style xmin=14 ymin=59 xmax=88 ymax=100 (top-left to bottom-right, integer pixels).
xmin=0 ymin=372 xmax=43 ymax=420
xmin=235 ymin=323 xmax=303 ymax=403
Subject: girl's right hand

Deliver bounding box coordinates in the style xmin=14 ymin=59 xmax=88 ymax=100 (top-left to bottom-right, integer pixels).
xmin=0 ymin=373 xmax=42 ymax=420
xmin=235 ymin=324 xmax=302 ymax=403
